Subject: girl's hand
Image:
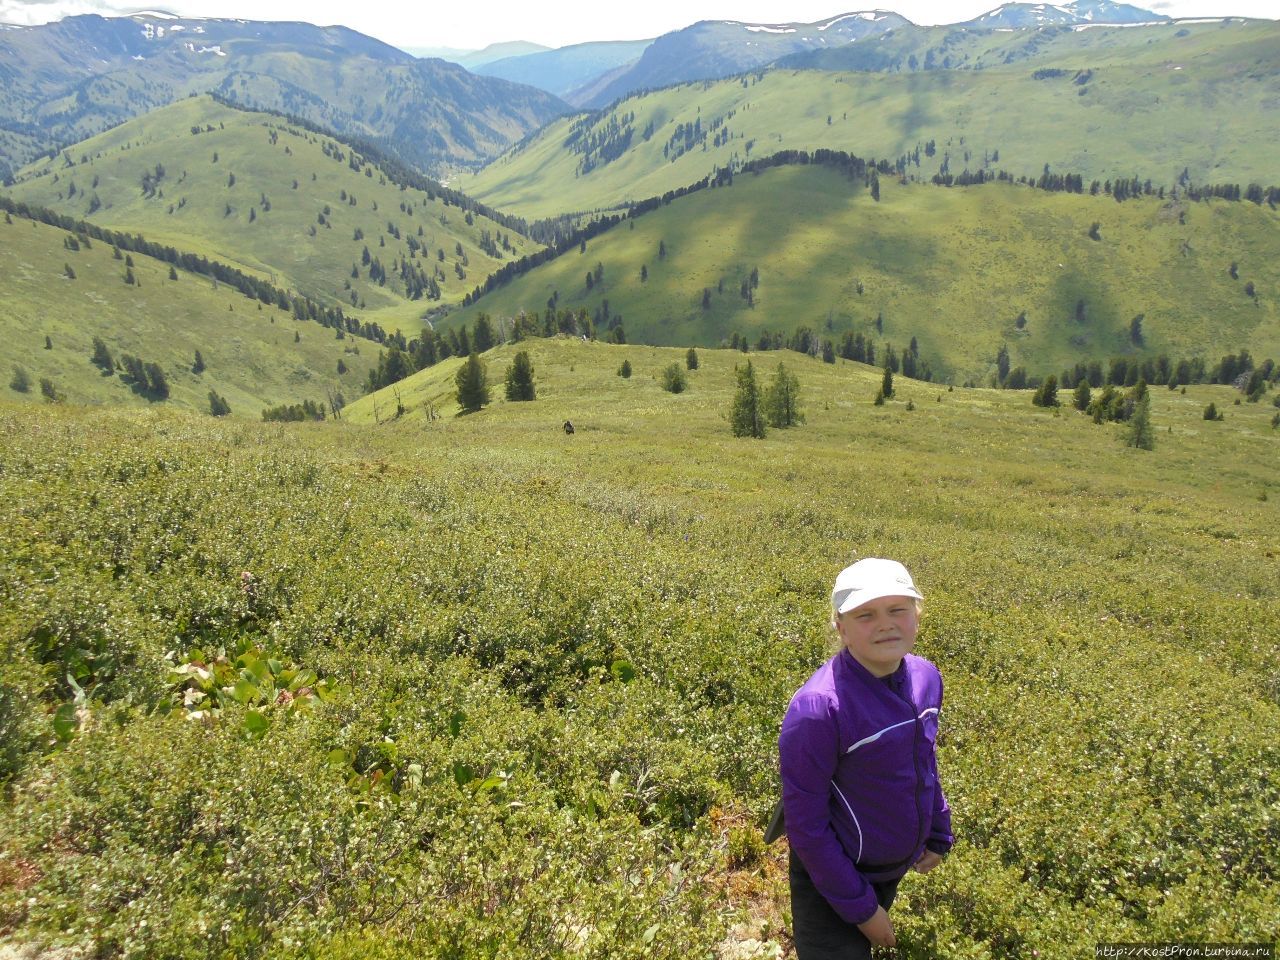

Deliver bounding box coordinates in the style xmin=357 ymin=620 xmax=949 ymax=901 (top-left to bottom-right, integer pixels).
xmin=912 ymin=850 xmax=944 ymax=874
xmin=856 ymin=906 xmax=896 ymax=947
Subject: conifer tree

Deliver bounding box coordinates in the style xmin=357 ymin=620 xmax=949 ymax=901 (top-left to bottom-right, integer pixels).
xmin=473 ymin=314 xmax=496 ymax=352
xmin=144 ymin=362 xmax=169 ymax=399
xmin=1127 ymin=391 xmax=1154 ymax=449
xmin=731 ymin=360 xmax=766 ymax=438
xmin=618 ymin=359 xmax=632 ymax=378
xmin=686 ymin=347 xmax=699 ymax=370
xmin=764 ymin=362 xmax=803 ymax=428
xmin=1072 ymin=380 xmax=1091 ymax=411
xmin=455 ymin=352 xmax=490 ymax=413
xmin=192 ymin=350 xmax=205 ymax=374
xmin=504 ymin=350 xmax=535 ymax=401
xmin=661 ymin=363 xmax=687 ymax=394
xmin=1032 ymin=375 xmax=1060 ymax=408
xmin=91 ymin=337 xmax=114 ymax=372
xmin=881 ymin=364 xmax=895 ymax=400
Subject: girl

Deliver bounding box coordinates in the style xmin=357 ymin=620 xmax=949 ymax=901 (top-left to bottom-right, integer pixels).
xmin=779 ymin=558 xmax=953 ymax=958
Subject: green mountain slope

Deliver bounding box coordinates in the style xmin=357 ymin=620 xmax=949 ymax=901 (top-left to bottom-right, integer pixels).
xmin=450 ymin=164 xmax=1279 ymax=382
xmin=0 ymin=209 xmax=375 ymax=416
xmin=4 ymin=96 xmax=544 ymax=331
xmin=465 ymin=19 xmax=1280 ymax=220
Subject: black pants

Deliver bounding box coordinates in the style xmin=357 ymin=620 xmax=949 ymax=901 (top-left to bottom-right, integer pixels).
xmin=789 ymin=851 xmax=900 ymax=960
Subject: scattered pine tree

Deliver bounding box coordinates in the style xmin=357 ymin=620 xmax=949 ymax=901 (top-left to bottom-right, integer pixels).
xmin=764 ymin=362 xmax=802 ymax=428
xmin=455 ymin=352 xmax=490 ymax=413
xmin=1127 ymin=392 xmax=1154 ymax=449
xmin=504 ymin=351 xmax=536 ymax=401
xmin=731 ymin=361 xmax=766 ymax=438
xmin=661 ymin=363 xmax=687 ymax=394
xmin=91 ymin=338 xmax=114 ymax=373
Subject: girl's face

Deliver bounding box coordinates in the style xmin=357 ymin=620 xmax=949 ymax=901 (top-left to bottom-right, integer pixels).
xmin=834 ymin=595 xmax=919 ymax=678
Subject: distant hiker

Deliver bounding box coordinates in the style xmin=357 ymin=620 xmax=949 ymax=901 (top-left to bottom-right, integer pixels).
xmin=563 ymin=420 xmax=575 ymax=435
xmin=778 ymin=558 xmax=953 ymax=959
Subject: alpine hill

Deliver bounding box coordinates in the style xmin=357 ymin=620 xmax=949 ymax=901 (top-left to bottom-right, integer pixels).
xmin=4 ymin=96 xmax=545 ymax=331
xmin=448 ymin=163 xmax=1279 ymax=385
xmin=464 ymin=18 xmax=1280 ymax=221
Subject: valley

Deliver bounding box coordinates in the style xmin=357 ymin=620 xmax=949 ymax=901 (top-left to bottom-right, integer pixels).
xmin=0 ymin=6 xmax=1277 ymax=958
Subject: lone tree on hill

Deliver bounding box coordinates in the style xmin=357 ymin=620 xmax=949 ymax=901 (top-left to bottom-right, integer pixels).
xmin=686 ymin=347 xmax=699 ymax=370
xmin=662 ymin=363 xmax=687 ymax=394
xmin=1127 ymin=390 xmax=1154 ymax=449
xmin=764 ymin=362 xmax=803 ymax=428
xmin=455 ymin=352 xmax=490 ymax=413
xmin=618 ymin=359 xmax=632 ymax=378
xmin=731 ymin=360 xmax=766 ymax=438
xmin=881 ymin=364 xmax=895 ymax=400
xmin=504 ymin=350 xmax=536 ymax=401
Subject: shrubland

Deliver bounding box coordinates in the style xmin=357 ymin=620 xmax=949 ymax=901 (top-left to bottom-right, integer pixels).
xmin=1 ymin=338 xmax=1276 ymax=958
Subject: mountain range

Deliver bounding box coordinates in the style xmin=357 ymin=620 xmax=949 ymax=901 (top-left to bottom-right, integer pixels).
xmin=0 ymin=14 xmax=568 ymax=180
xmin=1 ymin=3 xmax=1277 ymax=412
xmin=456 ymin=1 xmax=1170 ymax=107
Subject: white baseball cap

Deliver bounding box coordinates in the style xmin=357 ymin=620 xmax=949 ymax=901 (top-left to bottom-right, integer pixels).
xmin=832 ymin=558 xmax=923 ymax=615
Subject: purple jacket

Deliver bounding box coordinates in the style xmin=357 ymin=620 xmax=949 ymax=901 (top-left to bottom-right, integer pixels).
xmin=779 ymin=649 xmax=953 ymax=924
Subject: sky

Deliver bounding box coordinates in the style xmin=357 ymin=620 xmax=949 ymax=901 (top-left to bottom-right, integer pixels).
xmin=0 ymin=0 xmax=1275 ymax=51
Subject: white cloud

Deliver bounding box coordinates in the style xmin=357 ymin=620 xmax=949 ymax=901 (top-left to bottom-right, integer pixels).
xmin=0 ymin=0 xmax=130 ymax=26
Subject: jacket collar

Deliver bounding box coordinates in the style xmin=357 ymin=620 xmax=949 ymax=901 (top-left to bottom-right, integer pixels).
xmin=838 ymin=648 xmax=913 ymax=706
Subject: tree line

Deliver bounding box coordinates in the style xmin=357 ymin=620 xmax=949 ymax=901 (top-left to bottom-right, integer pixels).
xmin=365 ymin=308 xmax=607 ymax=393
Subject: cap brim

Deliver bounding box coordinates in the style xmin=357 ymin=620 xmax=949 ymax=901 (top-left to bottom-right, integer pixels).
xmin=834 ymin=587 xmax=923 ymax=615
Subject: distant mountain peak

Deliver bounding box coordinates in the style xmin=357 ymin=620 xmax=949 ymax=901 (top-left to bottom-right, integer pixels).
xmin=965 ymin=0 xmax=1168 ymax=27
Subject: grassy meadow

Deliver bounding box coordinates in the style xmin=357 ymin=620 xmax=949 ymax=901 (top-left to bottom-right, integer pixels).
xmin=449 ymin=166 xmax=1280 ymax=384
xmin=2 ymin=337 xmax=1276 ymax=958
xmin=465 ymin=19 xmax=1280 ymax=220
xmin=5 ymin=96 xmax=542 ymax=331
xmin=0 ymin=208 xmax=377 ymax=416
